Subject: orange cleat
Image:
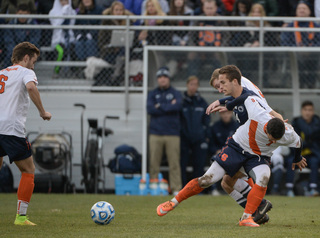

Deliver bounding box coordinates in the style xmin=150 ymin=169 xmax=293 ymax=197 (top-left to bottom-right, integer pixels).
xmin=157 ymin=201 xmax=175 ymax=216
xmin=239 ymin=216 xmax=260 ymax=227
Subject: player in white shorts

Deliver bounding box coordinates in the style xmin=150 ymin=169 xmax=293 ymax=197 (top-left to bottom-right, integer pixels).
xmin=0 ymin=42 xmax=52 ymax=226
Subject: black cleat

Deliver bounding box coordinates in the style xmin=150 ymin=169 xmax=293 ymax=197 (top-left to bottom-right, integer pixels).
xmin=253 ymin=200 xmax=272 ymax=224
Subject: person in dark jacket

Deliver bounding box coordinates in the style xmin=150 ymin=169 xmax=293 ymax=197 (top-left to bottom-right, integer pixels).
xmin=286 ymin=101 xmax=320 ymax=197
xmin=3 ymin=4 xmax=41 ymax=67
xmin=280 ymin=1 xmax=320 ymax=88
xmin=180 ymin=76 xmax=210 ymax=186
xmin=73 ymin=0 xmax=103 ymax=60
xmin=147 ymin=66 xmax=183 ymax=194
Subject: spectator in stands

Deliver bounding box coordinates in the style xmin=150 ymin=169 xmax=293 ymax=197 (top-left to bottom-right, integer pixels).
xmin=98 ymin=1 xmax=134 ymax=85
xmin=281 ymin=1 xmax=320 ymax=88
xmin=188 ymin=0 xmax=225 ymax=76
xmin=141 ymin=0 xmax=169 ymax=14
xmin=138 ymin=0 xmax=169 ymax=46
xmin=1 ymin=0 xmax=36 ymax=16
xmin=118 ymin=0 xmax=144 ymax=15
xmin=147 ymin=66 xmax=183 ymax=195
xmin=180 ymin=76 xmax=210 ymax=186
xmin=3 ymin=4 xmax=41 ymax=67
xmin=74 ymin=0 xmax=103 ymax=61
xmin=36 ymin=0 xmax=54 ymax=46
xmin=286 ymin=101 xmax=320 ymax=197
xmin=168 ymin=0 xmax=194 ymax=46
xmin=49 ymin=0 xmax=76 ymax=74
xmin=243 ymin=3 xmax=278 ymax=47
xmin=278 ymin=0 xmax=314 ymax=17
xmin=229 ymin=0 xmax=251 ymax=46
xmin=252 ymin=0 xmax=278 ymax=16
xmin=315 ymin=0 xmax=320 ymax=17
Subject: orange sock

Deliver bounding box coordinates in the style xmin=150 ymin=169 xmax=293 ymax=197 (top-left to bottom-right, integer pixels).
xmin=17 ymin=173 xmax=35 ymax=203
xmin=175 ymin=178 xmax=204 ymax=203
xmin=246 ymin=178 xmax=255 ymax=188
xmin=244 ymin=184 xmax=267 ymax=214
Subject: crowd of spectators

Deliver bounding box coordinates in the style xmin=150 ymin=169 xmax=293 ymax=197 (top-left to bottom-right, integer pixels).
xmin=0 ymin=0 xmax=319 ymax=86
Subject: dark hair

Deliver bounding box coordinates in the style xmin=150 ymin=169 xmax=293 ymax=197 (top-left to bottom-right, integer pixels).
xmin=17 ymin=3 xmax=31 ymax=12
xmin=266 ymin=118 xmax=285 ymax=140
xmin=218 ymin=65 xmax=242 ymax=84
xmin=11 ymin=42 xmax=40 ymax=64
xmin=301 ymin=100 xmax=313 ymax=108
xmin=79 ymin=0 xmax=95 ymax=14
xmin=233 ymin=0 xmax=252 ymax=16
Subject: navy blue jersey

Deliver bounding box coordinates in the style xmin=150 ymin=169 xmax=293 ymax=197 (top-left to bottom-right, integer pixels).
xmin=219 ymin=88 xmax=262 ymax=125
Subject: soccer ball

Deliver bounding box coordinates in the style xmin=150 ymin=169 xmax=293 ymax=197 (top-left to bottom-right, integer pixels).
xmin=90 ymin=201 xmax=115 ymax=225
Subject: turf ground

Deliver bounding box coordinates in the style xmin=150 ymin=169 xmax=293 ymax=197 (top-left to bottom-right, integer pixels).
xmin=0 ymin=194 xmax=319 ymax=238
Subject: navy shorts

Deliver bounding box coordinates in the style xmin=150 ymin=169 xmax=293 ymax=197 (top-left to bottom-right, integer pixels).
xmin=0 ymin=134 xmax=32 ymax=163
xmin=215 ymin=138 xmax=270 ymax=177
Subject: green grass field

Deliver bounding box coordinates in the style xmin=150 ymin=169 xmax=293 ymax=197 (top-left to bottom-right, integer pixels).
xmin=0 ymin=194 xmax=319 ymax=238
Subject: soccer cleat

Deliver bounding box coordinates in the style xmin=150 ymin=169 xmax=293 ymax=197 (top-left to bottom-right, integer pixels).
xmin=14 ymin=214 xmax=37 ymax=226
xmin=157 ymin=201 xmax=175 ymax=216
xmin=257 ymin=214 xmax=269 ymax=225
xmin=239 ymin=216 xmax=260 ymax=227
xmin=253 ymin=200 xmax=272 ymax=224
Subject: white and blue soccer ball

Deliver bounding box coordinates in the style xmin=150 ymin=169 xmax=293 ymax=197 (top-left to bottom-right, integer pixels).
xmin=90 ymin=201 xmax=115 ymax=225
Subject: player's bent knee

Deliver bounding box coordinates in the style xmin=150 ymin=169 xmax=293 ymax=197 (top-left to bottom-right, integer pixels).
xmin=198 ymin=174 xmax=215 ymax=188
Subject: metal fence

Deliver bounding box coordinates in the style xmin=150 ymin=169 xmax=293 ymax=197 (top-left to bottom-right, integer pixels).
xmin=1 ymin=14 xmax=320 ymax=90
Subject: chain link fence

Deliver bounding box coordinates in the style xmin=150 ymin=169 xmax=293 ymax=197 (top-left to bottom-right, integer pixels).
xmin=0 ymin=15 xmax=320 ymax=89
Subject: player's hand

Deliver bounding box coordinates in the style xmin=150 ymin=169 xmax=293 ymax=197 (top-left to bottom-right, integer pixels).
xmin=211 ymin=105 xmax=228 ymax=113
xmin=292 ymin=157 xmax=307 ymax=171
xmin=283 ymin=119 xmax=289 ymax=123
xmin=206 ymin=100 xmax=220 ymax=115
xmin=41 ymin=111 xmax=52 ymax=121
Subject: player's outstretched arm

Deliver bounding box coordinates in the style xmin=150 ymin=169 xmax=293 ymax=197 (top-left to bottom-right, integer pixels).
xmin=269 ymin=110 xmax=284 ymax=120
xmin=26 ymin=81 xmax=52 ymax=121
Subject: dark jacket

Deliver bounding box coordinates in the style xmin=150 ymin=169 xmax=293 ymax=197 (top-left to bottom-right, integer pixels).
xmin=281 ymin=21 xmax=320 ymax=47
xmin=147 ymin=86 xmax=182 ymax=136
xmin=74 ymin=1 xmax=103 ymax=40
xmin=292 ymin=115 xmax=320 ymax=156
xmin=180 ymin=91 xmax=210 ymax=143
xmin=209 ymin=119 xmax=239 ymax=155
xmin=4 ymin=18 xmax=41 ymax=67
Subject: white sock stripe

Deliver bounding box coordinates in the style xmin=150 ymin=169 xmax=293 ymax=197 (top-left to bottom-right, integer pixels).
xmin=237 ymin=198 xmax=247 ymax=204
xmin=241 ymin=185 xmax=251 ymax=195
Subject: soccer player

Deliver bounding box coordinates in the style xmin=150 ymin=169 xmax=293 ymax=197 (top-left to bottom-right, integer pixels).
xmin=206 ymin=66 xmax=282 ymax=224
xmin=157 ymin=65 xmax=307 ymax=227
xmin=0 ymin=42 xmax=52 ymax=225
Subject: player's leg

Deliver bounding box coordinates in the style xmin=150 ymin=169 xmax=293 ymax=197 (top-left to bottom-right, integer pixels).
xmin=157 ymin=161 xmax=226 ymax=216
xmin=0 ymin=156 xmax=3 ymax=169
xmin=14 ymin=155 xmax=36 ymax=226
xmin=222 ymin=173 xmax=272 ymax=224
xmin=239 ymin=164 xmax=271 ymax=227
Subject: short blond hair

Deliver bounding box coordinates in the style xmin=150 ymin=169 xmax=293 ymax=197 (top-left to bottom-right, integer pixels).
xmin=209 ymin=68 xmax=220 ymax=87
xmin=187 ymin=75 xmax=199 ymax=85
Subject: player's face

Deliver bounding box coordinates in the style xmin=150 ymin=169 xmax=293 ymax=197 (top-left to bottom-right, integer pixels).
xmin=301 ymin=105 xmax=314 ymax=122
xmin=266 ymin=132 xmax=278 ymax=143
xmin=218 ymin=74 xmax=235 ymax=96
xmin=26 ymin=54 xmax=38 ymax=70
xmin=212 ymin=78 xmax=223 ymax=93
